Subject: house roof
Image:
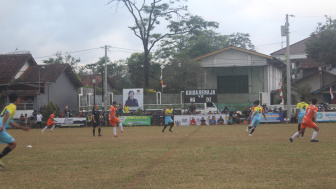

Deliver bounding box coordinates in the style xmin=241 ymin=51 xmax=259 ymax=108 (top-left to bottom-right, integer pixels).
xmin=0 ymin=54 xmax=37 ymax=85
xmin=312 ymin=82 xmax=336 ymax=94
xmin=81 ymin=75 xmax=103 ymax=87
xmin=270 ymin=37 xmax=311 ymax=56
xmin=293 ymin=70 xmax=336 ymax=84
xmin=300 ymin=58 xmax=325 ymax=69
xmin=194 ymin=46 xmax=272 ymax=61
xmin=20 ymin=64 xmax=83 ymax=88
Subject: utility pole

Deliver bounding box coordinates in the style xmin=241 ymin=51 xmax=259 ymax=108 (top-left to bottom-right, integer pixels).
xmin=104 ymin=45 xmax=108 ymax=112
xmin=285 ymin=14 xmax=291 ymax=119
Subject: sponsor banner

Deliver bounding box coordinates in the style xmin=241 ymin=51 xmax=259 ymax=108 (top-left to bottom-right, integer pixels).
xmin=260 ymin=113 xmax=284 ymax=123
xmin=119 ymin=116 xmax=151 ymax=126
xmin=123 ymin=88 xmax=144 ymax=111
xmin=174 ymin=114 xmax=229 ymax=126
xmin=317 ymin=112 xmax=336 ymax=122
xmin=184 ymin=89 xmax=217 ymax=103
xmin=54 ymin=117 xmax=86 ymax=127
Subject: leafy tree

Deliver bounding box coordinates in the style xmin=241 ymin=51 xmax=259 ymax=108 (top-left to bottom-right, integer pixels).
xmin=42 ymin=101 xmax=59 ymax=122
xmin=126 ymin=53 xmax=161 ymax=91
xmin=107 ymin=0 xmax=217 ymax=88
xmin=295 ymin=85 xmax=314 ymax=103
xmin=162 ymin=58 xmax=202 ymax=93
xmin=43 ymin=51 xmax=80 ymax=71
xmin=306 ymin=16 xmax=336 ymax=68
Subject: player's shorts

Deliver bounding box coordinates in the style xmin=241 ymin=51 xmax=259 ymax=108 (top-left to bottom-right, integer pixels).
xmin=47 ymin=122 xmax=55 ymax=126
xmin=251 ymin=118 xmax=261 ymax=127
xmin=109 ymin=118 xmax=120 ymax=126
xmin=93 ymin=121 xmax=100 ymax=127
xmin=298 ymin=113 xmax=305 ymax=123
xmin=0 ymin=131 xmax=15 ymax=144
xmin=165 ymin=116 xmax=173 ymax=125
xmin=301 ymin=119 xmax=317 ymax=129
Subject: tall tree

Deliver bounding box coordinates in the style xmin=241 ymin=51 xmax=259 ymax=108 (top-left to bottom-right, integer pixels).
xmin=108 ymin=0 xmax=217 ymax=88
xmin=306 ymin=16 xmax=336 ymax=68
xmin=43 ymin=51 xmax=80 ymax=71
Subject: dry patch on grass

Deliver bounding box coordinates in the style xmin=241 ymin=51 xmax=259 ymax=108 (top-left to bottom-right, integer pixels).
xmin=1 ymin=123 xmax=336 ymax=188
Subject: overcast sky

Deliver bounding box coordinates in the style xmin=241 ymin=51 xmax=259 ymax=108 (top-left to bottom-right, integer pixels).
xmin=0 ymin=0 xmax=335 ymax=66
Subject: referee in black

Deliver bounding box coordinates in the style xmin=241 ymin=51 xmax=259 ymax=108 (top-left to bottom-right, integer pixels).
xmin=92 ymin=105 xmax=101 ymax=136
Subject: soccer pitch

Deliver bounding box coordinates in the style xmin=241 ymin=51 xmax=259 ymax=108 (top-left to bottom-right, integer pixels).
xmin=1 ymin=123 xmax=336 ymax=188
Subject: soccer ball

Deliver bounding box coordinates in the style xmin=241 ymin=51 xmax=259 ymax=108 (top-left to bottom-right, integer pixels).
xmin=127 ymin=122 xmax=133 ymax=127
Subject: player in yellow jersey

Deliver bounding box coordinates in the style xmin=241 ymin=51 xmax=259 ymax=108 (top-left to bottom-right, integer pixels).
xmin=296 ymin=97 xmax=309 ymax=138
xmin=0 ymin=92 xmax=30 ymax=168
xmin=162 ymin=105 xmax=174 ymax=132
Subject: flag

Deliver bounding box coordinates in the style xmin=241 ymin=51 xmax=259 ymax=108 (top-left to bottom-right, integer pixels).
xmin=330 ymin=84 xmax=334 ymax=100
xmin=279 ymin=81 xmax=284 ymax=104
xmin=160 ymin=68 xmax=165 ymax=88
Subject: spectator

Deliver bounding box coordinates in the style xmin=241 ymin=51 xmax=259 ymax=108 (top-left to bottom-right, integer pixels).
xmin=159 ymin=111 xmax=165 ymax=126
xmin=20 ymin=114 xmax=25 ymax=126
xmin=24 ymin=114 xmax=28 ymax=126
xmin=217 ymin=116 xmax=225 ymax=125
xmin=117 ymin=104 xmax=123 ymax=117
xmin=209 ymin=116 xmax=216 ymax=125
xmin=189 ymin=103 xmax=196 ymax=114
xmin=64 ymin=104 xmax=69 ymax=115
xmin=227 ymin=117 xmax=233 ymax=125
xmin=200 ymin=117 xmax=206 ymax=125
xmin=232 ymin=111 xmax=238 ymax=123
xmin=320 ymin=101 xmax=331 ymax=111
xmin=208 ymin=111 xmax=212 ymax=115
xmin=222 ymin=106 xmax=229 ymax=114
xmin=190 ymin=117 xmax=197 ymax=125
xmin=36 ymin=112 xmax=43 ymax=128
xmin=124 ymin=104 xmax=130 ymax=114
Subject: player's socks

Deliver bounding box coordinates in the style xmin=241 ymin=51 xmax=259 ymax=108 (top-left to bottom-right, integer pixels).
xmin=42 ymin=126 xmax=48 ymax=133
xmin=50 ymin=125 xmax=55 ymax=132
xmin=162 ymin=125 xmax=168 ymax=132
xmin=98 ymin=128 xmax=101 ymax=135
xmin=291 ymin=132 xmax=300 ymax=139
xmin=301 ymin=132 xmax=305 ymax=137
xmin=113 ymin=127 xmax=117 ymax=136
xmin=249 ymin=128 xmax=255 ymax=135
xmin=312 ymin=131 xmax=318 ymax=140
xmin=0 ymin=146 xmax=12 ymax=159
xmin=169 ymin=122 xmax=174 ymax=132
xmin=298 ymin=123 xmax=301 ymax=131
xmin=93 ymin=128 xmax=95 ymax=136
xmin=119 ymin=123 xmax=124 ymax=131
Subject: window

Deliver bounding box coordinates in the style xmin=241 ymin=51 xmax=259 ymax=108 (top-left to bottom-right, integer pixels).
xmin=217 ymin=75 xmax=248 ymax=93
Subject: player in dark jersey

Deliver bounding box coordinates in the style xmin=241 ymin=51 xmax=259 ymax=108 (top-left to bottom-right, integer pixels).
xmin=92 ymin=105 xmax=101 ymax=136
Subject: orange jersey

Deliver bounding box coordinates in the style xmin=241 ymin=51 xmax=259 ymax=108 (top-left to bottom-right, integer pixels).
xmin=109 ymin=106 xmax=117 ymax=120
xmin=47 ymin=113 xmax=55 ymax=125
xmin=303 ymin=105 xmax=318 ymax=120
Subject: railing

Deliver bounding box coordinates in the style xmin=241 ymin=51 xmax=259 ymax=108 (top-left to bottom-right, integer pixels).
xmin=17 ymin=103 xmax=34 ymax=110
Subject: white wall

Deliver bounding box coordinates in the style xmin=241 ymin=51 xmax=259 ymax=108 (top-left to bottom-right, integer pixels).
xmin=14 ymin=61 xmax=30 ymax=79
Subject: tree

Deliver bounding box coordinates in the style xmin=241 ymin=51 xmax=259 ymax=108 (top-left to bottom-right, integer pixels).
xmin=108 ymin=0 xmax=217 ymax=88
xmin=43 ymin=51 xmax=80 ymax=71
xmin=306 ymin=16 xmax=336 ymax=68
xmin=42 ymin=101 xmax=59 ymax=122
xmin=126 ymin=52 xmax=161 ymax=91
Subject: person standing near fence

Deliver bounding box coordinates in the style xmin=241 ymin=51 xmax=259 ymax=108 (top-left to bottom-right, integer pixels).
xmin=36 ymin=112 xmax=43 ymax=128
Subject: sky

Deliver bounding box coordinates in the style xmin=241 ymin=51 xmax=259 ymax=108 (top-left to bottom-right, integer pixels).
xmin=0 ymin=0 xmax=335 ymax=66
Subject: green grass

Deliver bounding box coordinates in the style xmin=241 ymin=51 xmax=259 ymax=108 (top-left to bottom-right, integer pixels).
xmin=1 ymin=123 xmax=336 ymax=188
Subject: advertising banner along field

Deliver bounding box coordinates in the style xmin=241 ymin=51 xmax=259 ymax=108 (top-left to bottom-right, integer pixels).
xmin=174 ymin=114 xmax=229 ymax=126
xmin=260 ymin=113 xmax=284 ymax=123
xmin=316 ymin=112 xmax=336 ymax=122
xmin=119 ymin=116 xmax=151 ymax=126
xmin=54 ymin=118 xmax=86 ymax=127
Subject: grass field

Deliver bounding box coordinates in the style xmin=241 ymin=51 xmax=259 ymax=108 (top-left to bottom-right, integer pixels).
xmin=1 ymin=123 xmax=336 ymax=189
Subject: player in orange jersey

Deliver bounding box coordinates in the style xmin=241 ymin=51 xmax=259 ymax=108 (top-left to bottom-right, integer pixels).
xmin=42 ymin=111 xmax=57 ymax=133
xmin=290 ymin=98 xmax=320 ymax=142
xmin=109 ymin=101 xmax=124 ymax=137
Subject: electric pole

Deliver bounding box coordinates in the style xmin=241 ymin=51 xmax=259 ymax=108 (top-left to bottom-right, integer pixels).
xmin=104 ymin=45 xmax=108 ymax=112
xmin=285 ymin=14 xmax=291 ymax=119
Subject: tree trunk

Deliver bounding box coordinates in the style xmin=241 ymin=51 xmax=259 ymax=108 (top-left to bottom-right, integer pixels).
xmin=144 ymin=50 xmax=150 ymax=88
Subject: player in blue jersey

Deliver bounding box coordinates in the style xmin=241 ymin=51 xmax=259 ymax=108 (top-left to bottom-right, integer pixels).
xmin=247 ymin=100 xmax=267 ymax=136
xmin=0 ymin=92 xmax=30 ymax=168
xmin=296 ymin=97 xmax=309 ymax=138
xmin=162 ymin=105 xmax=174 ymax=133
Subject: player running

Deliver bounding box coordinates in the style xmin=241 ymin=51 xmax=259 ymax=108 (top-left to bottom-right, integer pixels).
xmin=0 ymin=92 xmax=30 ymax=168
xmin=246 ymin=100 xmax=267 ymax=136
xmin=290 ymin=98 xmax=320 ymax=142
xmin=42 ymin=111 xmax=57 ymax=133
xmin=296 ymin=97 xmax=309 ymax=138
xmin=92 ymin=105 xmax=101 ymax=136
xmin=162 ymin=105 xmax=174 ymax=133
xmin=109 ymin=101 xmax=124 ymax=137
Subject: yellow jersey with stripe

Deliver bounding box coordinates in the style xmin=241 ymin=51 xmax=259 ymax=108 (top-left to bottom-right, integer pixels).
xmin=165 ymin=109 xmax=173 ymax=116
xmin=296 ymin=102 xmax=309 ymax=114
xmin=0 ymin=103 xmax=17 ymax=131
xmin=252 ymin=105 xmax=264 ymax=119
